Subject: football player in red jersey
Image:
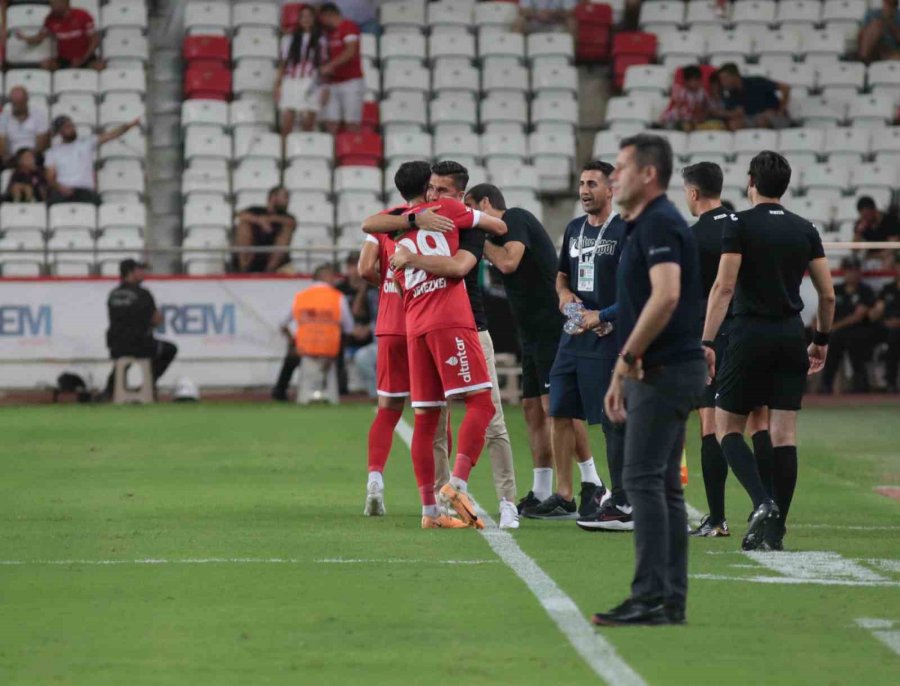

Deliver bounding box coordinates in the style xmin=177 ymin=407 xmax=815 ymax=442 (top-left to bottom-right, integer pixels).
xmin=362 ymin=161 xmax=507 ymax=529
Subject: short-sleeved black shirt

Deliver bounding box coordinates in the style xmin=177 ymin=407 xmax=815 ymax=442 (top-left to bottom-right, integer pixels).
xmin=616 ymin=195 xmax=704 ymax=368
xmin=857 ymin=213 xmax=900 ymax=242
xmin=879 ymin=281 xmax=900 ymax=319
xmin=834 ymin=282 xmax=876 ymax=322
xmin=723 ymin=203 xmax=825 ymax=319
xmin=244 ymin=206 xmax=295 ymax=245
xmin=492 ymin=207 xmax=563 ymax=344
xmin=106 ymin=282 xmax=157 ymax=357
xmin=722 ymin=76 xmax=780 ymax=116
xmin=693 ymin=206 xmax=739 ymax=322
xmin=459 ymin=228 xmax=489 ymax=330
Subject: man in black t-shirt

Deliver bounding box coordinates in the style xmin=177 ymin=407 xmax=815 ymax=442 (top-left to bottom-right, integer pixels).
xmin=234 ymin=186 xmax=296 ymax=273
xmin=873 ymin=252 xmax=900 ymax=392
xmin=466 ymin=183 xmax=569 ymax=517
xmin=105 ymin=259 xmax=178 ymax=395
xmin=682 ymin=162 xmax=772 ymax=539
xmin=702 ymin=151 xmax=836 ymax=552
xmin=820 ymin=257 xmax=878 ymax=394
xmin=716 ymin=63 xmax=790 ymax=130
xmin=853 ymin=196 xmax=900 ymax=243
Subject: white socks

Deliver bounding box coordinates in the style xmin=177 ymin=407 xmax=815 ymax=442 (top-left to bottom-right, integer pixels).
xmin=368 ymin=471 xmax=384 ymax=489
xmin=578 ymin=457 xmax=603 ymax=486
xmin=449 ymin=476 xmax=468 ymax=492
xmin=533 ymin=468 xmax=553 ymax=501
xmin=423 ymin=504 xmax=439 ymax=517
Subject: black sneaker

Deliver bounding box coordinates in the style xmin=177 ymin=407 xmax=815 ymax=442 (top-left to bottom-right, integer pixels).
xmin=576 ymin=501 xmax=634 ymax=531
xmin=591 ymin=597 xmax=667 ymax=627
xmin=523 ymin=493 xmax=578 ymax=520
xmin=762 ymin=514 xmax=786 ymax=551
xmin=690 ymin=515 xmax=730 ymax=537
xmin=741 ymin=499 xmax=780 ymax=551
xmin=578 ymin=481 xmax=606 ymax=518
xmin=664 ymin=604 xmax=686 ymax=625
xmin=516 ymin=491 xmax=542 ymax=515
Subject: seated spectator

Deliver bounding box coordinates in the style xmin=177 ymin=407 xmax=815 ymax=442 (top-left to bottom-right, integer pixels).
xmin=820 ymin=257 xmax=878 ymax=394
xmin=4 ymin=148 xmax=47 ymax=203
xmin=319 ymin=3 xmax=366 ymax=134
xmin=0 ymin=87 xmax=50 ymax=165
xmin=660 ymin=65 xmax=715 ymax=132
xmin=854 ymin=196 xmax=900 ymax=242
xmin=276 ymin=4 xmax=328 ymax=136
xmin=515 ymin=0 xmax=577 ymax=34
xmin=234 ymin=187 xmax=297 ymax=273
xmin=716 ymin=63 xmax=791 ymax=131
xmin=16 ymin=0 xmax=105 ymax=71
xmin=872 ymin=252 xmax=900 ymax=392
xmin=860 ymin=0 xmax=900 ymax=64
xmin=45 ymin=115 xmax=140 ymax=205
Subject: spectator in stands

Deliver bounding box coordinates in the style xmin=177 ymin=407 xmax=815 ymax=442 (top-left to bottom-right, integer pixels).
xmin=860 ymin=0 xmax=900 ymax=64
xmin=276 ymin=5 xmax=328 ymax=136
xmin=660 ymin=65 xmax=715 ymax=132
xmin=0 ymin=87 xmax=50 ymax=165
xmin=318 ymin=3 xmax=366 ymax=134
xmin=820 ymin=257 xmax=878 ymax=394
xmin=716 ymin=63 xmax=791 ymax=131
xmin=16 ymin=0 xmax=105 ymax=71
xmin=4 ymin=148 xmax=47 ymax=202
xmin=854 ymin=196 xmax=900 ymax=242
xmin=515 ymin=0 xmax=577 ymax=34
xmin=234 ymin=186 xmax=297 ymax=273
xmin=872 ymin=252 xmax=900 ymax=392
xmin=333 ymin=0 xmax=378 ymax=35
xmin=45 ymin=114 xmax=141 ymax=205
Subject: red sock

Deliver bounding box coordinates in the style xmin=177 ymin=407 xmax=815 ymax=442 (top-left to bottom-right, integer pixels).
xmin=452 ymin=392 xmax=495 ymax=482
xmin=412 ymin=410 xmax=441 ymax=506
xmin=367 ymin=407 xmax=402 ymax=473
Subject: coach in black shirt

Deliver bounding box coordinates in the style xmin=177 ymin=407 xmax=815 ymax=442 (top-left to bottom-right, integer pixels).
xmin=106 ymin=259 xmax=177 ymax=392
xmin=702 ymin=151 xmax=836 ymax=552
xmin=592 ymin=134 xmax=706 ymax=628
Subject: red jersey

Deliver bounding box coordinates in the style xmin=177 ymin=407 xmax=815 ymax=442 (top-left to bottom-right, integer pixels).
xmin=367 ymin=231 xmax=406 ymax=337
xmin=392 ymin=198 xmax=483 ymax=337
xmin=44 ymin=8 xmax=96 ymax=62
xmin=325 ymin=19 xmax=363 ymax=83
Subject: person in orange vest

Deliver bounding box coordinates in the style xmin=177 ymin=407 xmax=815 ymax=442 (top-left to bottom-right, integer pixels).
xmin=292 ymin=263 xmax=355 ymax=402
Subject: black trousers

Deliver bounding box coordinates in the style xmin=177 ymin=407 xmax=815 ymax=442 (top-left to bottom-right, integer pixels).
xmin=885 ymin=328 xmax=900 ymax=389
xmin=273 ymin=346 xmax=301 ymax=397
xmin=821 ymin=325 xmax=876 ymax=392
xmin=105 ymin=340 xmax=178 ymax=395
xmin=622 ymin=359 xmax=706 ymax=609
xmin=48 ymin=187 xmax=100 ymax=205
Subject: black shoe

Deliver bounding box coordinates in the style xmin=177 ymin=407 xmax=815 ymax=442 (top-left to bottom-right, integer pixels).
xmin=591 ymin=597 xmax=667 ymax=627
xmin=516 ymin=490 xmax=542 ymax=515
xmin=664 ymin=604 xmax=686 ymax=624
xmin=578 ymin=481 xmax=606 ymax=518
xmin=523 ymin=493 xmax=578 ymax=520
xmin=741 ymin=499 xmax=780 ymax=551
xmin=576 ymin=501 xmax=634 ymax=532
xmin=690 ymin=514 xmax=730 ymax=537
xmin=271 ymin=388 xmax=289 ymax=401
xmin=762 ymin=514 xmax=786 ymax=551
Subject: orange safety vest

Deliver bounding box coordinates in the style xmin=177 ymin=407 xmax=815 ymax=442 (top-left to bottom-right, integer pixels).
xmin=292 ymin=283 xmax=343 ymax=358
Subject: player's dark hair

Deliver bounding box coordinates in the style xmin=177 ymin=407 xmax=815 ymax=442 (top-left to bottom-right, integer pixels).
xmin=465 ymin=183 xmax=507 ymax=211
xmin=319 ymin=2 xmax=340 ymax=15
xmin=857 ymin=196 xmax=876 ymax=211
xmin=748 ymin=150 xmax=791 ymax=199
xmin=717 ymin=62 xmax=740 ymax=78
xmin=313 ymin=263 xmax=334 ymax=280
xmin=582 ymin=159 xmax=614 ymax=177
xmin=682 ymin=65 xmax=702 ymax=81
xmin=619 ymin=133 xmax=673 ymax=189
xmin=394 ymin=160 xmax=432 ymax=201
xmin=682 ymin=162 xmax=723 ymax=199
xmin=431 ymin=160 xmax=469 ymax=191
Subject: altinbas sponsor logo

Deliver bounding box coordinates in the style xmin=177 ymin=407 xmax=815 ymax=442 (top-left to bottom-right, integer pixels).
xmin=454 ymin=336 xmax=471 ymax=384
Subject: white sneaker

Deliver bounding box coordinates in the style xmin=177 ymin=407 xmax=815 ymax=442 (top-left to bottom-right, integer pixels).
xmin=364 ymin=481 xmax=385 ymax=516
xmin=498 ymin=498 xmax=520 ymax=530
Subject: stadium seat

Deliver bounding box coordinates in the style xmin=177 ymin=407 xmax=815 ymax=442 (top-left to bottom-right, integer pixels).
xmin=98 ymin=160 xmax=145 ymax=203
xmin=182 ymin=232 xmax=229 ymax=275
xmin=531 ymin=94 xmax=578 ymax=131
xmin=1 ymin=203 xmax=47 ymax=235
xmin=803 ymin=162 xmax=851 ymax=193
xmin=430 ymin=93 xmax=478 ymax=130
xmin=233 ymin=159 xmax=280 ymax=195
xmin=791 ymin=95 xmax=847 ymax=128
xmin=733 ymin=129 xmax=779 ymax=156
xmin=433 ymin=129 xmax=481 ymax=165
xmin=658 ymin=31 xmax=706 ymax=63
xmin=685 ymin=0 xmax=727 ymax=26
xmin=336 ymin=131 xmax=383 ymax=167
xmin=574 ymin=2 xmax=612 ymax=62
xmin=532 ymin=63 xmax=578 ymax=96
xmin=184 ymin=1 xmax=231 ymax=35
xmin=848 ymin=94 xmax=896 ymax=128
xmin=685 ymin=130 xmax=734 ymax=164
xmin=818 ymin=61 xmax=866 ymax=94
xmin=777 ymin=62 xmax=817 ymax=93
xmin=183 ymin=198 xmax=232 ymax=235
xmin=229 ymin=98 xmax=276 ymax=132
xmin=285 ymin=132 xmax=334 ymax=164
xmin=334 ymin=166 xmax=383 ymax=196
xmin=655 ymin=130 xmax=688 ymax=159
xmin=47 ymin=231 xmax=94 ymax=276
xmin=482 ymin=61 xmax=530 ymax=94
xmin=51 ymin=94 xmax=97 ymax=129
xmin=53 ymin=69 xmax=99 ymax=96
xmin=756 ymin=31 xmax=802 ymax=60
xmin=478 ymin=31 xmax=525 ymax=62
xmin=5 ymin=69 xmax=52 ymax=98
xmin=337 ymin=194 xmax=383 ymax=233
xmin=604 ymin=97 xmax=654 ymax=128
xmin=287 ymin=200 xmax=334 ymax=236
xmin=49 ymin=203 xmax=97 ymax=234
xmin=5 ymin=5 xmax=53 ymax=66
xmin=432 ymin=62 xmax=480 ymax=95
xmin=474 ymin=2 xmax=519 ymax=32
xmin=623 ymin=65 xmax=670 ymax=94
xmin=429 ymin=32 xmax=476 ymax=65
xmin=99 ymin=126 xmax=146 ymax=164
xmin=100 ymin=1 xmax=148 ymax=31
xmin=851 ymin=162 xmax=900 ymax=194
xmin=0 ymin=233 xmax=44 ymax=276
xmin=527 ymin=33 xmax=575 ymax=64
xmin=183 ymin=34 xmax=230 ymax=66
xmin=480 ymin=93 xmax=529 ymax=131
xmin=182 ymin=99 xmax=229 ymax=131
xmin=100 ymin=93 xmax=143 ymax=128
xmin=530 ymin=130 xmax=575 ymax=192
xmin=732 ymin=0 xmax=777 ymax=25
xmin=707 ymin=31 xmax=754 ymax=63
xmin=777 ymin=0 xmax=823 ymax=24
xmin=103 ymin=28 xmax=150 ymax=65
xmin=482 ymin=130 xmax=528 ymax=163
xmin=380 ymin=0 xmax=427 ymax=33
xmin=790 ymin=197 xmax=834 ymax=229
xmin=824 ymin=127 xmax=872 ymax=161
xmin=232 ymin=27 xmax=279 ymax=62
xmin=233 ymin=130 xmax=281 ymax=163
xmin=383 ymin=62 xmax=431 ymax=96
xmin=232 ymin=60 xmax=277 ymax=97
xmin=379 ymin=93 xmax=428 ymax=134
xmin=284 ymin=159 xmax=333 ymax=194
xmin=639 ymin=1 xmax=685 ymax=33
xmin=874 ymin=126 xmax=900 ymax=163
xmin=489 ymin=162 xmax=540 ymax=193
xmin=801 ymin=27 xmax=847 ymax=66
xmin=100 ymin=67 xmax=147 ymax=97
xmin=612 ymin=32 xmax=658 ymax=60
xmin=779 ymin=127 xmax=826 ymax=165
xmin=379 ymin=32 xmax=427 ymax=65
xmin=99 ymin=203 xmax=145 ymax=236
xmin=184 ymin=128 xmax=231 ymax=163
xmin=385 ymin=132 xmax=433 ymax=166
xmin=428 ymin=1 xmax=474 ymax=34
xmin=184 ymin=63 xmax=231 ymax=101
xmin=232 ymin=1 xmax=279 ymax=31
xmin=182 ymin=165 xmax=230 ymax=200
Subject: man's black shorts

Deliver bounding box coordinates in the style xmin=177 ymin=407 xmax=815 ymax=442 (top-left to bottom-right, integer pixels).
xmin=521 ymin=336 xmax=560 ymax=399
xmin=716 ymin=315 xmax=809 ymax=415
xmin=699 ymin=326 xmax=729 ymax=409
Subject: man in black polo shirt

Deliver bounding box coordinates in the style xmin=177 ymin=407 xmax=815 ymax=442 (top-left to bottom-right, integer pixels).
xmin=716 ymin=63 xmax=790 ymax=131
xmin=466 ymin=183 xmax=567 ymax=514
xmin=873 ymin=252 xmax=900 ymax=392
xmin=682 ymin=162 xmax=773 ymax=538
xmin=592 ymin=134 xmax=706 ymax=627
xmin=820 ymin=257 xmax=878 ymax=394
xmin=105 ymin=259 xmax=178 ymax=395
xmin=702 ymin=151 xmax=836 ymax=552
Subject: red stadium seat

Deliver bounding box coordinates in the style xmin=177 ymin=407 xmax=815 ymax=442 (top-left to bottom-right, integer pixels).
xmin=335 ymin=131 xmax=383 ymax=167
xmin=611 ymin=32 xmax=657 ymax=59
xmin=361 ymin=101 xmax=380 ymax=133
xmin=281 ymin=2 xmax=307 ymax=33
xmin=184 ymin=63 xmax=232 ymax=101
xmin=183 ymin=35 xmax=230 ymax=65
xmin=575 ymin=3 xmax=613 ymax=62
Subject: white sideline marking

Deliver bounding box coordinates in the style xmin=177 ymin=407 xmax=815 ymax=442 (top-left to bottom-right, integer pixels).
xmin=0 ymin=557 xmax=499 ymax=567
xmin=865 ymin=559 xmax=900 ymax=575
xmin=691 ymin=573 xmax=900 ymax=588
xmin=744 ymin=551 xmax=889 ymax=584
xmin=855 ymin=619 xmax=900 ymax=657
xmin=395 ymin=418 xmax=648 ymax=686
xmin=316 ymin=558 xmax=497 ymax=565
xmin=856 ymin=618 xmax=895 ymax=630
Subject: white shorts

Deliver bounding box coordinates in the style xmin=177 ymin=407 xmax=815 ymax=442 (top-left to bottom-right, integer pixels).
xmin=279 ymin=76 xmax=320 ymax=113
xmin=321 ymin=77 xmax=365 ymax=124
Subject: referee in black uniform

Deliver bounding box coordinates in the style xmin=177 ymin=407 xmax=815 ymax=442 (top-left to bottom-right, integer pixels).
xmin=682 ymin=162 xmax=773 ymax=538
xmin=592 ymin=134 xmax=706 ymax=627
xmin=702 ymin=151 xmax=836 ymax=551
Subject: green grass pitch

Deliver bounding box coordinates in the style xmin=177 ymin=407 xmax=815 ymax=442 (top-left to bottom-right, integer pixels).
xmin=0 ymin=403 xmax=898 ymax=685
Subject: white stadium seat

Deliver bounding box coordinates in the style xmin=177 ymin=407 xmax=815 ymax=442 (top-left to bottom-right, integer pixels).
xmin=778 ymin=63 xmax=817 ymax=92
xmin=101 ymin=1 xmax=148 ymax=31
xmin=430 ymin=93 xmax=478 ymax=130
xmin=802 ymin=162 xmax=851 ymax=192
xmin=623 ymin=65 xmax=670 ymax=94
xmin=0 ymin=233 xmax=44 ymax=276
xmin=874 ymin=126 xmax=900 ymax=162
xmin=5 ymin=5 xmax=53 ymax=65
xmin=385 ymin=132 xmax=434 ymax=166
xmin=789 ymin=197 xmax=834 ymax=230
xmin=732 ymin=0 xmax=777 ymax=25
xmin=380 ymin=93 xmax=429 ymax=134
xmin=379 ymin=32 xmax=427 ymax=65
xmin=96 ymin=231 xmax=142 ymax=275
xmin=229 ymin=98 xmax=276 ymax=131
xmin=1 ymin=203 xmax=47 ymax=234
xmin=383 ymin=62 xmax=430 ymax=95
xmin=779 ymin=128 xmax=825 ymax=165
xmin=233 ymin=27 xmax=279 ymax=62
xmin=791 ymin=95 xmax=846 ymax=128
xmin=655 ymin=130 xmax=688 ymax=159
xmin=848 ymin=94 xmax=896 ymax=127
xmin=478 ymin=31 xmax=525 ymax=61
xmin=49 ymin=203 xmax=97 ymax=233
xmin=604 ymin=97 xmax=654 ymax=128
xmin=47 ymin=231 xmax=94 ymax=276
xmin=756 ymin=31 xmax=802 ymax=59
xmin=490 ymin=163 xmax=540 ymax=193
xmin=482 ymin=61 xmax=529 ymax=94
xmin=685 ymin=131 xmax=734 ymax=164
xmin=233 ymin=160 xmax=280 ymax=194
xmin=182 ymin=99 xmax=229 ymax=130
xmin=103 ymin=29 xmax=150 ymax=65
xmin=6 ymin=68 xmax=52 ymax=97
xmin=233 ymin=130 xmax=281 ymax=163
xmin=182 ymin=233 xmax=228 ymax=275
xmin=851 ymin=162 xmax=900 ymax=193
xmin=183 ymin=199 xmax=232 ymax=234
xmin=474 ymin=2 xmax=519 ymax=31
xmin=99 ymin=67 xmax=146 ymax=97
xmin=380 ymin=0 xmax=427 ymax=33
xmin=733 ymin=129 xmax=779 ymax=156
xmin=184 ymin=1 xmax=231 ymax=35
xmin=531 ymin=63 xmax=578 ymax=95
xmin=231 ymin=1 xmax=279 ymax=31
xmin=432 ymin=61 xmax=480 ymax=95
xmin=530 ymin=130 xmax=575 ymax=192
xmin=639 ymin=1 xmax=685 ymax=31
xmin=99 ymin=203 xmax=145 ymax=235
xmin=51 ymin=94 xmax=97 ymax=129
xmin=482 ymin=130 xmax=528 ymax=162
xmin=98 ymin=160 xmax=145 ymax=202
xmin=429 ymin=32 xmax=476 ymax=64
xmin=818 ymin=61 xmax=866 ymax=92
xmin=434 ymin=129 xmax=481 ymax=165
xmin=527 ymin=33 xmax=575 ymax=63
xmin=233 ymin=60 xmax=278 ymax=97
xmin=285 ymin=132 xmax=334 ymax=164
xmin=337 ymin=194 xmax=383 ymax=232
xmin=707 ymin=31 xmax=754 ymax=62
xmin=659 ymin=32 xmax=706 ymax=62
xmin=184 ymin=128 xmax=231 ymax=162
xmin=532 ymin=94 xmax=578 ymax=131
xmin=53 ymin=69 xmax=99 ymax=96
xmin=824 ymin=127 xmax=872 ymax=161
xmin=100 ymin=93 xmax=143 ymax=127
xmin=287 ymin=195 xmax=334 ymax=231
xmin=777 ymin=0 xmax=823 ymax=25
xmin=480 ymin=93 xmax=529 ymax=130
xmin=686 ymin=0 xmax=726 ymax=25
xmin=428 ymin=1 xmax=474 ymax=34
xmin=285 ymin=160 xmax=333 ymax=194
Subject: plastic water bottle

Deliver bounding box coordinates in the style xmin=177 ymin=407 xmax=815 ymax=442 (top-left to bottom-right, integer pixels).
xmin=593 ymin=321 xmax=615 ymax=338
xmin=563 ymin=302 xmax=585 ymax=334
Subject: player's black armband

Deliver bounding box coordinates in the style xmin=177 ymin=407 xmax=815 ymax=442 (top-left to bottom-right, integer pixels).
xmin=812 ymin=330 xmax=830 ymax=346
